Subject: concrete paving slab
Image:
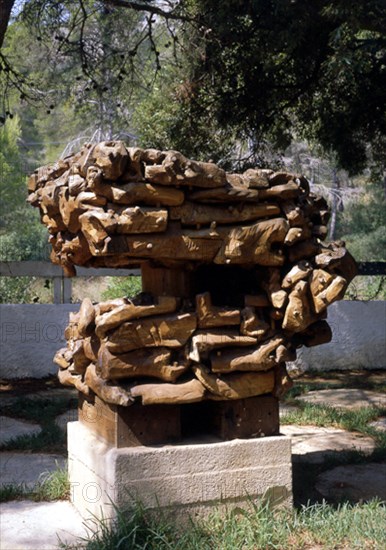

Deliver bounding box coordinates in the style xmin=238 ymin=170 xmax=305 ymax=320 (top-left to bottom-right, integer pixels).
xmin=0 ymin=453 xmax=66 ymax=487
xmin=369 ymin=417 xmax=386 ymax=432
xmin=281 ymin=425 xmax=375 ymax=463
xmin=0 ymin=500 xmax=90 ymax=550
xmin=297 ymin=389 xmax=386 ymax=410
xmin=316 ymin=463 xmax=386 ymax=503
xmin=0 ymin=416 xmax=41 ymax=445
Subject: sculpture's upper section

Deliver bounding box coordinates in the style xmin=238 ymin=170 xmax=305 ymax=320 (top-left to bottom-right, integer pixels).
xmin=28 ymin=141 xmax=355 ymax=279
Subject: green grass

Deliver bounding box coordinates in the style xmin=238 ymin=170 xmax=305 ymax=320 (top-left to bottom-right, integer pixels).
xmin=0 ymin=466 xmax=69 ymax=503
xmin=281 ymin=402 xmax=386 ymax=446
xmin=60 ymin=499 xmax=386 ymax=550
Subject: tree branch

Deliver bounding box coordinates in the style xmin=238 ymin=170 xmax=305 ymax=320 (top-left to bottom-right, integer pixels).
xmin=105 ymin=0 xmax=192 ymax=22
xmin=0 ymin=0 xmax=15 ymax=48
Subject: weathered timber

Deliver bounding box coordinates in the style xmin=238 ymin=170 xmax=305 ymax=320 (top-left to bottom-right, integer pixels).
xmin=141 ymin=264 xmax=193 ymax=298
xmin=96 ymin=297 xmax=128 ymax=315
xmin=273 ymin=363 xmax=293 ymax=399
xmin=199 ymin=396 xmax=279 ymax=439
xmin=244 ymin=294 xmax=270 ymax=307
xmin=71 ymin=340 xmax=90 ymax=374
xmin=78 ymin=393 xmax=181 ymax=447
xmin=275 ymin=344 xmax=296 ymax=363
xmin=262 ymin=268 xmax=288 ymax=309
xmin=87 ymin=168 xmax=185 ymax=206
xmin=78 ymin=298 xmax=96 ymax=337
xmin=83 ymin=335 xmax=100 ymax=362
xmin=53 ymin=347 xmax=72 ymax=369
xmin=284 ymin=226 xmax=312 ymax=245
xmin=193 ymin=364 xmax=275 ymax=400
xmin=242 ymin=168 xmax=270 ymax=188
xmin=288 ymin=239 xmax=321 ymax=262
xmin=259 ymin=181 xmax=303 ymax=200
xmin=281 ymin=261 xmax=312 ymax=289
xmin=170 ymin=201 xmax=280 ymax=226
xmin=189 ymin=330 xmax=257 ymax=362
xmin=41 ymin=213 xmax=66 ymax=233
xmin=92 ymin=224 xmax=223 ymax=262
xmin=106 ymin=312 xmax=197 ymax=354
xmin=145 ymin=151 xmax=226 ymax=188
xmin=75 ymin=191 xmax=107 ymax=208
xmin=196 ymin=292 xmax=240 ymax=328
xmin=98 ymin=345 xmax=186 ymax=382
xmin=210 ymin=336 xmax=284 ymax=373
xmin=64 ymin=311 xmax=81 ymax=341
xmin=310 ymin=269 xmax=347 ymax=313
xmin=281 ymin=200 xmax=306 ymax=226
xmin=315 ymin=245 xmax=357 ymax=283
xmin=59 ymin=190 xmax=83 ymax=233
xmin=189 ymin=183 xmax=259 ymax=203
xmin=130 ymin=378 xmax=206 ymax=405
xmin=68 ymin=174 xmax=87 ymax=196
xmin=214 ymin=218 xmax=289 ymax=265
xmin=88 ymin=141 xmax=129 ymax=180
xmin=95 ymin=296 xmax=178 ymax=337
xmin=84 ymin=364 xmax=133 ymax=406
xmin=240 ymin=307 xmax=270 ymax=339
xmin=282 ymin=280 xmax=316 ymax=333
xmin=58 ymin=367 xmax=89 ymax=394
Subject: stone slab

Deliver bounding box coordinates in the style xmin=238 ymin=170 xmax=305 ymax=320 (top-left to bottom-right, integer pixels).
xmin=0 ymin=416 xmax=41 ymax=444
xmin=369 ymin=417 xmax=386 ymax=432
xmin=0 ymin=500 xmax=89 ymax=550
xmin=68 ymin=421 xmax=292 ymax=522
xmin=316 ymin=463 xmax=386 ymax=503
xmin=281 ymin=425 xmax=375 ymax=464
xmin=297 ymin=389 xmax=386 ymax=410
xmin=0 ymin=453 xmax=66 ymax=487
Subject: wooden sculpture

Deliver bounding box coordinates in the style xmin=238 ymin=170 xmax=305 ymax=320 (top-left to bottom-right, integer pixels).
xmin=28 ymin=141 xmax=357 ymax=443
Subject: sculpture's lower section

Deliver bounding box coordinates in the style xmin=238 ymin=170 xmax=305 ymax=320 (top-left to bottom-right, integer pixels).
xmin=68 ymin=420 xmax=293 ymax=522
xmin=78 ymin=392 xmax=279 ymax=447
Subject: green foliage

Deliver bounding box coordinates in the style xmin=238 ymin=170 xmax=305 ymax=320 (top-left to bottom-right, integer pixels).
xmin=0 ymin=276 xmax=34 ymax=304
xmin=102 ymin=277 xmax=142 ymax=301
xmin=337 ymin=182 xmax=386 ymax=261
xmin=0 ymin=115 xmax=27 ymax=230
xmin=179 ymin=0 xmax=386 ymax=174
xmin=345 ymin=276 xmax=386 ymax=301
xmin=61 ymin=499 xmax=386 ymax=550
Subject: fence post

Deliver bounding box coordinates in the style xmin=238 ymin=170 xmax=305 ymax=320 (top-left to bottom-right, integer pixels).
xmin=63 ymin=278 xmax=72 ymax=303
xmin=53 ymin=277 xmax=62 ymax=304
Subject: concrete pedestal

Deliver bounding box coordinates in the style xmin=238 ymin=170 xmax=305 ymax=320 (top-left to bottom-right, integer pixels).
xmin=68 ymin=421 xmax=292 ymax=522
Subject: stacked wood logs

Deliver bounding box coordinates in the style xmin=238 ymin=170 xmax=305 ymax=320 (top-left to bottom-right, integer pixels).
xmin=28 ymin=141 xmax=357 ymax=407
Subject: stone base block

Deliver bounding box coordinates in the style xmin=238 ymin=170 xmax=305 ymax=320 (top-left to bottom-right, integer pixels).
xmin=68 ymin=421 xmax=292 ymax=522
